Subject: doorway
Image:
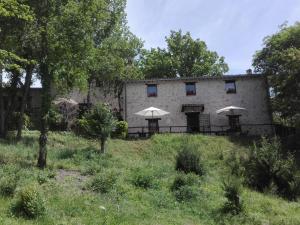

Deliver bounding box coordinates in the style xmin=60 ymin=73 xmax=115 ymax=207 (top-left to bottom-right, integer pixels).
xmin=186 ymin=113 xmax=200 ymax=132
xmin=227 ymin=115 xmax=241 ymax=132
xmin=147 ymin=119 xmax=160 ymax=134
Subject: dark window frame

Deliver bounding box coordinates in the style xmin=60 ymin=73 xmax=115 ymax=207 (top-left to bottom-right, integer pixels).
xmin=225 ymin=80 xmax=236 ymax=94
xmin=185 ymin=82 xmax=196 ymax=96
xmin=146 ymin=84 xmax=157 ymax=97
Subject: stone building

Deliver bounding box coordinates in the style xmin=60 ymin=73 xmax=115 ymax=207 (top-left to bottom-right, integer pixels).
xmin=122 ymin=74 xmax=273 ymax=135
xmin=25 ymin=74 xmax=273 ymax=135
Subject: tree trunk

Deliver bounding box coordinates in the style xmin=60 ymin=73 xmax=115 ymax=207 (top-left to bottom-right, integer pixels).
xmin=16 ymin=65 xmax=34 ymax=141
xmin=37 ymin=64 xmax=51 ymax=169
xmin=87 ymin=78 xmax=91 ymax=104
xmin=100 ymin=138 xmax=106 ymax=154
xmin=37 ymin=0 xmax=51 ymax=169
xmin=3 ymin=70 xmax=21 ymax=138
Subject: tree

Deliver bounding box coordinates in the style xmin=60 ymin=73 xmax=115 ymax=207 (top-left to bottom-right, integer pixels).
xmin=141 ymin=30 xmax=229 ymax=79
xmin=80 ymin=104 xmax=115 ymax=153
xmin=92 ymin=22 xmax=144 ymax=110
xmin=29 ymin=0 xmax=124 ymax=168
xmin=0 ymin=0 xmax=35 ymax=138
xmin=140 ymin=48 xmax=175 ymax=79
xmin=253 ymin=22 xmax=300 ymax=127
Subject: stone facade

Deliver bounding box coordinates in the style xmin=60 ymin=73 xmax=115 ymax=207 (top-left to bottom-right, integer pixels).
xmin=122 ymin=75 xmax=273 ymax=135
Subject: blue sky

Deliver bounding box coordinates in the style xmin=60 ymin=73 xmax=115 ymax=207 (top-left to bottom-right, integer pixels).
xmin=126 ymin=0 xmax=300 ymax=74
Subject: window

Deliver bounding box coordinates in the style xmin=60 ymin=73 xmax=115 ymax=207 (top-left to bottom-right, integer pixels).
xmin=147 ymin=84 xmax=157 ymax=97
xmin=186 ymin=82 xmax=196 ymax=96
xmin=225 ymin=80 xmax=236 ymax=93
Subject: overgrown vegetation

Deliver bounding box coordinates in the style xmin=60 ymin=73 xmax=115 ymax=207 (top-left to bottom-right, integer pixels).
xmin=243 ymin=137 xmax=300 ymax=200
xmin=175 ymin=142 xmax=204 ymax=175
xmin=0 ymin=132 xmax=299 ymax=224
xmin=10 ymin=184 xmax=46 ymax=219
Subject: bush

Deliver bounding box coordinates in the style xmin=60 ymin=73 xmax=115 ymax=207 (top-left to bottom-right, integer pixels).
xmin=89 ymin=172 xmax=117 ymax=193
xmin=132 ymin=169 xmax=155 ymax=189
xmin=77 ymin=104 xmax=116 ymax=153
xmin=0 ymin=176 xmax=18 ymax=197
xmin=10 ymin=184 xmax=46 ymax=219
xmin=173 ymin=185 xmax=198 ymax=202
xmin=113 ymin=121 xmax=128 ymax=139
xmin=47 ymin=106 xmax=66 ymax=131
xmin=222 ymin=177 xmax=243 ymax=215
xmin=171 ymin=173 xmax=199 ymax=202
xmin=243 ymin=137 xmax=300 ymax=200
xmin=175 ymin=145 xmax=204 ymax=176
xmin=170 ymin=173 xmax=198 ymax=192
xmin=8 ymin=112 xmax=32 ymax=131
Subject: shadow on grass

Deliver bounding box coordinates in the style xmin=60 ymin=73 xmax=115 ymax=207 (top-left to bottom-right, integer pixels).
xmin=227 ymin=136 xmax=259 ymax=149
xmin=0 ymin=135 xmax=37 ymax=147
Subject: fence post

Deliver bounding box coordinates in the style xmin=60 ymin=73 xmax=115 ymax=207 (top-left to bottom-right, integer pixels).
xmin=169 ymin=126 xmax=172 ymax=133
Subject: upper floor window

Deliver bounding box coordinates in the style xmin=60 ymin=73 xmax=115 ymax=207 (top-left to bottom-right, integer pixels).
xmin=225 ymin=80 xmax=236 ymax=94
xmin=147 ymin=84 xmax=157 ymax=97
xmin=186 ymin=82 xmax=196 ymax=96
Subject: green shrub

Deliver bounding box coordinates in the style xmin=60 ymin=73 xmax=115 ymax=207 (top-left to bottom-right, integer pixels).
xmin=8 ymin=112 xmax=32 ymax=130
xmin=244 ymin=137 xmax=300 ymax=200
xmin=89 ymin=172 xmax=117 ymax=193
xmin=175 ymin=145 xmax=204 ymax=176
xmin=171 ymin=173 xmax=199 ymax=202
xmin=10 ymin=184 xmax=46 ymax=219
xmin=0 ymin=176 xmax=18 ymax=197
xmin=173 ymin=185 xmax=198 ymax=202
xmin=0 ymin=153 xmax=9 ymax=165
xmin=37 ymin=173 xmax=48 ymax=185
xmin=132 ymin=169 xmax=154 ymax=189
xmin=222 ymin=177 xmax=243 ymax=215
xmin=47 ymin=106 xmax=66 ymax=131
xmin=170 ymin=173 xmax=198 ymax=192
xmin=113 ymin=121 xmax=128 ymax=139
xmin=77 ymin=104 xmax=116 ymax=153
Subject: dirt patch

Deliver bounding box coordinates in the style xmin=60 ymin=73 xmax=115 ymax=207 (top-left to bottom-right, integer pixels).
xmin=56 ymin=169 xmax=89 ymax=191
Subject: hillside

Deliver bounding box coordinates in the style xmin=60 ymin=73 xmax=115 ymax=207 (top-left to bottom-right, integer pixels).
xmin=0 ymin=132 xmax=299 ymax=225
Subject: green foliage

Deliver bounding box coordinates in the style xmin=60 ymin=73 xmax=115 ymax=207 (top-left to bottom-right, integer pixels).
xmin=170 ymin=173 xmax=198 ymax=192
xmin=222 ymin=177 xmax=243 ymax=215
xmin=80 ymin=103 xmax=116 ymax=153
xmin=175 ymin=144 xmax=204 ymax=176
xmin=0 ymin=176 xmax=18 ymax=197
xmin=9 ymin=112 xmax=32 ymax=131
xmin=131 ymin=169 xmax=155 ymax=189
xmin=170 ymin=173 xmax=199 ymax=202
xmin=244 ymin=137 xmax=300 ymax=200
xmin=113 ymin=120 xmax=128 ymax=139
xmin=140 ymin=48 xmax=175 ymax=79
xmin=10 ymin=184 xmax=46 ymax=219
xmin=253 ymin=22 xmax=300 ymax=126
xmin=80 ymin=104 xmax=115 ymax=139
xmin=47 ymin=105 xmax=66 ymax=131
xmin=173 ymin=185 xmax=198 ymax=202
xmin=141 ymin=30 xmax=229 ymax=78
xmin=89 ymin=172 xmax=117 ymax=193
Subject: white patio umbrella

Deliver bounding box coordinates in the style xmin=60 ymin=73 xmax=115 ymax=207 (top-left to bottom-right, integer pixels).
xmin=53 ymin=98 xmax=78 ymax=106
xmin=135 ymin=107 xmax=170 ymax=118
xmin=216 ymin=106 xmax=246 ymax=114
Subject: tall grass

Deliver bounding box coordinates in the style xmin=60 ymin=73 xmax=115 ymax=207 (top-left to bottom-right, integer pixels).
xmin=0 ymin=131 xmax=298 ymax=224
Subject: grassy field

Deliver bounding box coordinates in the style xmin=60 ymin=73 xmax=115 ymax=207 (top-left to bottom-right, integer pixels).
xmin=0 ymin=131 xmax=299 ymax=225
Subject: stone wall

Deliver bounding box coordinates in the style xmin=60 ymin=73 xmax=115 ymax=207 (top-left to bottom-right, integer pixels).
xmin=123 ymin=75 xmax=273 ymax=135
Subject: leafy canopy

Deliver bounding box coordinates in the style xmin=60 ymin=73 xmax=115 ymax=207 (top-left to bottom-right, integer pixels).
xmin=253 ymin=22 xmax=300 ymax=126
xmin=140 ymin=30 xmax=229 ymax=79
